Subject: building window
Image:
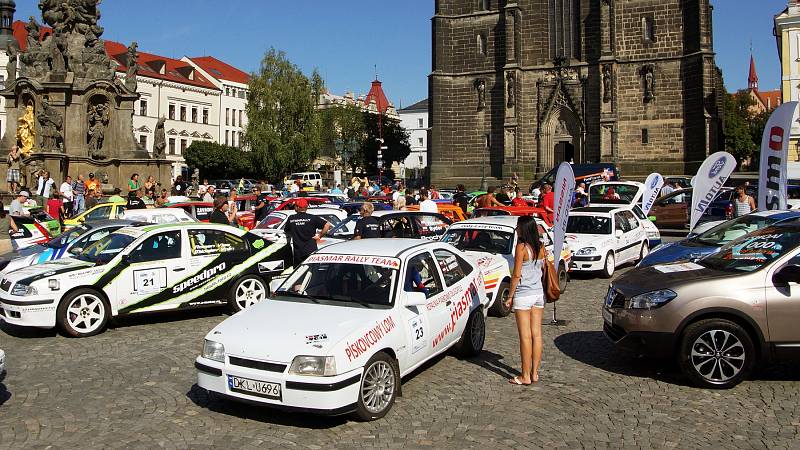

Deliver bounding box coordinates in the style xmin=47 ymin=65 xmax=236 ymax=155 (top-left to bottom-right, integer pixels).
xmin=226 ymin=87 xmax=230 ymax=96
xmin=548 ymin=0 xmax=581 ymax=61
xmin=139 ymin=99 xmax=148 ymax=117
xmin=168 ymin=104 xmax=175 ymax=120
xmin=642 ymin=17 xmax=655 ymax=43
xmin=231 ymin=132 xmax=236 ymax=147
xmin=239 ymin=110 xmax=244 ymax=126
xmin=180 ymin=139 xmax=187 ymax=154
xmin=226 ymin=108 xmax=230 ymax=126
xmin=418 ymin=118 xmax=424 ymax=128
xmin=641 ymin=128 xmax=649 ymax=144
xmin=478 ymin=0 xmax=490 ymax=10
xmin=168 ymin=138 xmax=176 ymax=155
xmin=239 ymin=131 xmax=243 ymax=146
xmin=484 ymin=134 xmax=490 ymax=148
xmin=238 ymin=90 xmax=246 ymax=99
xmin=477 ymin=33 xmax=487 ymax=56
xmin=232 ymin=110 xmax=236 ymax=127
xmin=202 ymin=108 xmax=209 ymax=124
xmin=139 ymin=135 xmax=147 ymax=149
xmin=225 ymin=130 xmax=229 ymax=146
xmin=418 ymin=137 xmax=424 ymax=147
xmin=191 ymin=107 xmax=198 ymax=123
xmin=180 ymin=106 xmax=186 ymax=122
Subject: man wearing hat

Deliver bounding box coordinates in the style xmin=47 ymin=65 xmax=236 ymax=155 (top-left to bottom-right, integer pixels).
xmin=284 ymin=199 xmax=331 ymax=266
xmin=9 ymin=191 xmax=30 ymax=216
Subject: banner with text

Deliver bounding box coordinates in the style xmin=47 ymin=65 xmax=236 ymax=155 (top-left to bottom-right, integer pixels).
xmin=552 ymin=162 xmax=575 ymax=272
xmin=758 ymin=101 xmax=798 ymax=211
xmin=641 ymin=173 xmax=664 ymax=216
xmin=690 ymin=151 xmax=737 ymax=231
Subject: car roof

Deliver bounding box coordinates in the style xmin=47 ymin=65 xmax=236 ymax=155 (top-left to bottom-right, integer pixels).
xmin=589 ymin=181 xmax=644 ymax=188
xmin=138 ymin=222 xmax=245 ymax=234
xmin=571 ymin=206 xmax=619 ymax=215
xmin=371 ymin=210 xmax=442 ymax=217
xmin=317 ymin=238 xmax=438 ymax=259
xmin=451 ymin=216 xmax=519 ymax=228
xmin=83 ymin=219 xmax=144 ymax=228
xmin=749 ymin=210 xmax=800 ymax=219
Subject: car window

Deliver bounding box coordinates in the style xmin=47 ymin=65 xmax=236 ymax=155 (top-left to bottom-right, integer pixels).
xmin=631 ymin=205 xmax=647 ymax=220
xmin=414 ymin=214 xmax=449 ymax=240
xmin=257 ymin=214 xmax=286 ymax=230
xmin=442 ymin=228 xmax=514 ymax=255
xmin=382 ymin=216 xmax=414 ymax=238
xmin=405 ymin=252 xmax=443 ymax=298
xmin=614 ymin=213 xmax=631 ymax=233
xmin=129 ymin=231 xmax=182 ymax=263
xmin=622 ymin=210 xmax=639 ymax=230
xmin=194 ymin=206 xmax=213 ymax=221
xmin=434 ymin=249 xmax=472 ymax=286
xmin=85 ymin=205 xmax=111 ymax=221
xmin=538 ymin=225 xmax=553 ymax=247
xmin=188 ymin=229 xmax=247 ymax=256
xmin=566 ymin=216 xmax=611 ymax=234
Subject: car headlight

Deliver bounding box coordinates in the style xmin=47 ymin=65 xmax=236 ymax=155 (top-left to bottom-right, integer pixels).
xmin=627 ymin=289 xmax=677 ymax=309
xmin=288 ymin=356 xmax=336 ymax=377
xmin=202 ymin=339 xmax=225 ymax=362
xmin=11 ymin=283 xmax=37 ymax=296
xmin=576 ymin=247 xmax=597 ymax=256
xmin=647 ymin=230 xmax=660 ymax=239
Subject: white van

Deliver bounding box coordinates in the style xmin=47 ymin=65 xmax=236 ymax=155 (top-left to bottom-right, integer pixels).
xmin=283 ymin=172 xmax=322 ymax=189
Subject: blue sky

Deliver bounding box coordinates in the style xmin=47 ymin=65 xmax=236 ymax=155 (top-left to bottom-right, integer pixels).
xmin=12 ymin=0 xmax=785 ymax=106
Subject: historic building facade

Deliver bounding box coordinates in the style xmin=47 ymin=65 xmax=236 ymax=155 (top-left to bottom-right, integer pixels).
xmin=397 ymin=98 xmax=429 ymax=179
xmin=429 ymin=0 xmax=724 ymax=186
xmin=775 ymin=1 xmax=800 ymax=167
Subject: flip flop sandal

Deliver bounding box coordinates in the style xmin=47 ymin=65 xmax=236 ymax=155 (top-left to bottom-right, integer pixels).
xmin=508 ymin=376 xmax=531 ymax=386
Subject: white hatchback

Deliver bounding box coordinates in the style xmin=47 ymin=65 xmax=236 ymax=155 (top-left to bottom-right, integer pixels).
xmin=566 ymin=206 xmax=650 ymax=278
xmin=196 ymin=239 xmax=488 ymax=421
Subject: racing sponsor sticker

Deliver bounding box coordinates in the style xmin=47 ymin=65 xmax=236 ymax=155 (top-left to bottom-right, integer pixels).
xmin=172 ymin=262 xmax=226 ymax=294
xmin=344 ymin=316 xmax=396 ymax=361
xmin=408 ymin=316 xmax=425 ymax=354
xmin=305 ymin=254 xmax=400 ymax=269
xmin=653 ymin=262 xmax=704 ymax=273
xmin=450 ymin=224 xmax=514 ymax=232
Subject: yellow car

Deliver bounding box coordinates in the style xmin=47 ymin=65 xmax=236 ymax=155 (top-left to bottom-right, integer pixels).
xmin=63 ymin=202 xmax=127 ymax=228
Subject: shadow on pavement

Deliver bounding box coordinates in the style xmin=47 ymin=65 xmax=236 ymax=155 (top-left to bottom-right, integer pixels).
xmin=0 ymin=321 xmax=57 ymax=338
xmin=186 ymin=384 xmax=348 ymax=429
xmin=108 ymin=306 xmax=228 ymax=331
xmin=461 ymin=350 xmax=518 ymax=380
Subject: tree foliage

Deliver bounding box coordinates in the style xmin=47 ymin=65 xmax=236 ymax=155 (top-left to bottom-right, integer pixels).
xmin=360 ymin=114 xmax=411 ymax=177
xmin=184 ymin=141 xmax=251 ymax=180
xmin=319 ymin=103 xmax=366 ymax=174
xmin=244 ymin=48 xmax=321 ymax=182
xmin=723 ymin=89 xmax=770 ymax=166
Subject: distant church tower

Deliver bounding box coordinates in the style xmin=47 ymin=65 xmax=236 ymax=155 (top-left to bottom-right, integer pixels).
xmin=748 ymin=55 xmax=759 ymax=91
xmin=0 ymin=0 xmax=15 ymax=51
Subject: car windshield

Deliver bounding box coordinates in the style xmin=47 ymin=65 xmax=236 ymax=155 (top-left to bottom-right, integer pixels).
xmin=75 ymin=233 xmax=135 ymax=265
xmin=567 ymin=215 xmax=612 ymax=234
xmin=442 ymin=228 xmax=514 ymax=254
xmin=276 ymin=261 xmax=397 ymax=308
xmin=46 ymin=225 xmax=90 ymax=248
xmin=329 ymin=215 xmax=359 ymax=238
xmin=700 ymin=227 xmax=800 ymax=273
xmin=589 ymin=184 xmax=640 ymax=205
xmin=693 ymin=215 xmax=781 ymax=246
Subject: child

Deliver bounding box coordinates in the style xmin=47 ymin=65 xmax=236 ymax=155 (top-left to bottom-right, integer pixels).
xmin=47 ymin=191 xmax=64 ymax=224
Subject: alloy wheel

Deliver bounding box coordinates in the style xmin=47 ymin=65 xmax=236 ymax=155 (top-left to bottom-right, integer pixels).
xmin=361 ymin=361 xmax=395 ymax=414
xmin=470 ymin=312 xmax=485 ymax=350
xmin=66 ymin=294 xmax=105 ymax=334
xmin=235 ymin=279 xmax=266 ymax=309
xmin=690 ymin=330 xmax=746 ymax=383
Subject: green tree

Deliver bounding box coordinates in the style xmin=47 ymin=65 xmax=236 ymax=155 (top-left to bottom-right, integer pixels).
xmin=184 ymin=141 xmax=250 ymax=180
xmin=244 ymin=48 xmax=321 ymax=182
xmin=723 ymin=88 xmax=771 ymax=167
xmin=319 ymin=103 xmax=366 ymax=177
xmin=359 ymin=113 xmax=411 ymax=178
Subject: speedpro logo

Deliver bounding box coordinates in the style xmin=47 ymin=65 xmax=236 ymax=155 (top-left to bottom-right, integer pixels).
xmin=172 ymin=262 xmax=226 ymax=294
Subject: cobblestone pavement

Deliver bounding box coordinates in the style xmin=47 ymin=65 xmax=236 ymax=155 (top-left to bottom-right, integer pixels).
xmin=2 ymin=250 xmax=800 ymax=448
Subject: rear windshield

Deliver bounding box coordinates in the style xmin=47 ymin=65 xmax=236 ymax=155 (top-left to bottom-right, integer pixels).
xmin=566 ymin=215 xmax=612 ymax=234
xmin=589 ymin=184 xmax=639 ymax=205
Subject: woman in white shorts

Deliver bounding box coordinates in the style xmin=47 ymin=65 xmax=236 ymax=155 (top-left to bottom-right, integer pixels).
xmin=504 ymin=215 xmax=545 ymax=385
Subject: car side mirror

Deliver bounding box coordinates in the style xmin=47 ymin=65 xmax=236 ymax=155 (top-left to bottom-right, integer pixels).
xmin=78 ymin=217 xmax=85 ymax=223
xmin=615 ymin=230 xmax=623 ymax=239
xmin=773 ymin=264 xmax=800 ymax=285
xmin=121 ymin=254 xmax=131 ymax=265
xmin=69 ymin=246 xmax=83 ymax=255
xmin=405 ymin=291 xmax=427 ymax=307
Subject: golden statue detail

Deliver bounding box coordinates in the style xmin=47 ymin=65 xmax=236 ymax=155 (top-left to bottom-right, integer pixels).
xmin=16 ymin=103 xmax=35 ymax=158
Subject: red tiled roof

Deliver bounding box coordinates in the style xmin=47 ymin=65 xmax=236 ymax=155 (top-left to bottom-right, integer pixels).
xmin=364 ymin=79 xmax=390 ymax=114
xmin=755 ymin=89 xmax=782 ymax=110
xmin=190 ymin=56 xmax=250 ymax=85
xmin=12 ymin=21 xmax=219 ymax=90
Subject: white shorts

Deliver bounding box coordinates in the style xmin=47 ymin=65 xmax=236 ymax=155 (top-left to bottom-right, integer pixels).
xmin=513 ymin=294 xmax=545 ymax=311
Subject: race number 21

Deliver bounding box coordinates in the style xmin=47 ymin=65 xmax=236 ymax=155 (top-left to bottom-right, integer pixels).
xmin=134 ymin=268 xmax=167 ymax=293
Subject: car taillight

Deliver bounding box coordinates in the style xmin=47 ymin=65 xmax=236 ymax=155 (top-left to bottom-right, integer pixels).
xmin=725 ymin=203 xmax=733 ymax=220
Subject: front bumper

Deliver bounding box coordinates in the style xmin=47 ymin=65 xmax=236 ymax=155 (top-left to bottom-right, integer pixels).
xmin=602 ymin=306 xmax=676 ymax=358
xmin=0 ymin=294 xmax=58 ymax=328
xmin=196 ymin=356 xmax=363 ymax=414
xmin=570 ymin=255 xmax=604 ymax=271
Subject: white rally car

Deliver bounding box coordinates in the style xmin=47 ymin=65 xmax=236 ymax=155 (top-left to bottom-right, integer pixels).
xmin=196 ymin=239 xmax=488 ymax=421
xmin=566 ymin=206 xmax=649 ymax=278
xmin=251 ymin=207 xmax=348 ymax=242
xmin=441 ymin=216 xmax=572 ymax=317
xmin=588 ymin=181 xmax=661 ymax=247
xmin=0 ymin=223 xmax=291 ymax=337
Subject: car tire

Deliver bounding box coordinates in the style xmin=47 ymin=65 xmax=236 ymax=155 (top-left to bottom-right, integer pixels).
xmin=678 ymin=319 xmax=755 ymax=389
xmin=228 ymin=275 xmax=268 ymax=314
xmin=557 ymin=264 xmax=568 ymax=293
xmin=56 ymin=289 xmax=110 ymax=338
xmin=489 ymin=281 xmax=512 ymax=317
xmin=601 ymin=252 xmax=615 ymax=279
xmin=638 ymin=242 xmax=649 ymax=262
xmin=456 ymin=309 xmax=486 ymax=357
xmin=353 ymin=352 xmax=399 ymax=421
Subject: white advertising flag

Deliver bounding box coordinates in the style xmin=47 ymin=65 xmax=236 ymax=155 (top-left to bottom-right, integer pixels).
xmin=758 ymin=101 xmax=798 ymax=211
xmin=641 ymin=173 xmax=664 ymax=216
xmin=552 ymin=162 xmax=576 ymax=272
xmin=690 ymin=151 xmax=737 ymax=231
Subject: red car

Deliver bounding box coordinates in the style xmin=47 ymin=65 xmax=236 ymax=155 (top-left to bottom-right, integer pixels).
xmin=166 ymin=201 xmax=256 ymax=230
xmin=268 ymin=197 xmax=331 ymax=213
xmin=472 ymin=206 xmax=552 ymax=227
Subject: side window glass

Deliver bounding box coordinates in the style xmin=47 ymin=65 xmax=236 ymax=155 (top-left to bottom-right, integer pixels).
xmin=623 ymin=211 xmax=639 ymax=229
xmin=383 ymin=217 xmax=413 ymax=238
xmin=614 ymin=214 xmax=627 ymax=233
xmin=129 ymin=231 xmax=182 ymax=263
xmin=188 ymin=229 xmax=247 ymax=256
xmin=404 ymin=253 xmax=443 ymax=298
xmin=434 ymin=249 xmax=472 ymax=286
xmin=85 ymin=206 xmax=111 ymax=221
xmin=418 ymin=215 xmax=448 ymax=239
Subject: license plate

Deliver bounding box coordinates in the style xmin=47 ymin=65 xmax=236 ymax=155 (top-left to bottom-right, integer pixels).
xmin=602 ymin=308 xmax=613 ymax=325
xmin=228 ymin=375 xmax=282 ymax=400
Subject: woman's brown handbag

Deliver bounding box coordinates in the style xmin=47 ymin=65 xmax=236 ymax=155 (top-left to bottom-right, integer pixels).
xmin=542 ymin=255 xmax=561 ymax=303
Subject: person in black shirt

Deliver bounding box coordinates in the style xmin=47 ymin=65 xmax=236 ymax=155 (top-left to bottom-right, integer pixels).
xmin=209 ymin=197 xmax=236 ymax=226
xmin=495 ymin=186 xmax=511 ymax=204
xmin=126 ymin=189 xmax=146 ymax=210
xmin=253 ymin=192 xmax=270 ymax=222
xmin=285 ymin=199 xmax=331 ymax=266
xmin=452 ymin=184 xmax=469 ymax=216
xmin=354 ymin=202 xmax=381 ymax=239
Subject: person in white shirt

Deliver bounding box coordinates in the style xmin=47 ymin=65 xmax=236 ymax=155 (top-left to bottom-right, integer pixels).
xmin=60 ymin=175 xmax=74 ymax=217
xmin=289 ymin=180 xmax=300 ymax=193
xmin=198 ymin=179 xmax=209 ymax=199
xmin=419 ymin=189 xmax=438 ymax=213
xmin=36 ymin=171 xmax=55 ymax=206
xmin=9 ymin=191 xmax=30 ymax=216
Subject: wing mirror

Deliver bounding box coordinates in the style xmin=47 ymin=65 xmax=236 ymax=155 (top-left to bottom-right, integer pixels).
xmin=69 ymin=246 xmax=83 ymax=255
xmin=405 ymin=291 xmax=428 ymax=307
xmin=615 ymin=230 xmax=623 ymax=239
xmin=773 ymin=264 xmax=800 ymax=285
xmin=121 ymin=254 xmax=131 ymax=265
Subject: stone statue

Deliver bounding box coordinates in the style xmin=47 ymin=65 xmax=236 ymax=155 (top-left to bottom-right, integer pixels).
xmin=40 ymin=0 xmax=101 ymax=35
xmin=49 ymin=34 xmax=67 ymax=74
xmin=25 ymin=17 xmax=41 ymax=51
xmin=475 ymin=79 xmax=486 ymax=111
xmin=87 ymin=101 xmax=110 ymax=159
xmin=6 ymin=43 xmax=18 ymax=83
xmin=506 ymin=72 xmax=515 ymax=108
xmin=642 ymin=65 xmax=655 ymax=102
xmin=602 ymin=64 xmax=612 ymax=103
xmin=16 ymin=103 xmax=36 ymax=158
xmin=153 ymin=116 xmax=166 ymax=158
xmin=37 ymin=98 xmax=64 ymax=153
xmin=125 ymin=42 xmax=138 ymax=91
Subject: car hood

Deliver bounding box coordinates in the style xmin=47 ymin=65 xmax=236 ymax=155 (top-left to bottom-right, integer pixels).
xmin=565 ymin=233 xmax=614 ymax=251
xmin=613 ymin=262 xmax=737 ymax=297
xmin=2 ymin=257 xmax=94 ymax=284
xmin=0 ymin=244 xmax=48 ymax=262
xmin=638 ymin=241 xmax=719 ymax=268
xmin=208 ymin=297 xmax=393 ymax=363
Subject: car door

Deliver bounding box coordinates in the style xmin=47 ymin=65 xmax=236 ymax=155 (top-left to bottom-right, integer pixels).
xmin=186 ymin=228 xmax=249 ymax=282
xmin=764 ymin=250 xmax=800 ymax=347
xmin=113 ymin=230 xmax=185 ymax=313
xmin=400 ymin=251 xmax=447 ymax=369
xmin=621 ymin=210 xmax=644 ymax=261
xmin=433 ymin=248 xmax=480 ymax=347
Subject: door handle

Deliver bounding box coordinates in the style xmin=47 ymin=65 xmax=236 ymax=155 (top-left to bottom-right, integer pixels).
xmin=446 ymin=300 xmax=452 ymax=306
xmin=173 ymin=268 xmax=186 ymax=272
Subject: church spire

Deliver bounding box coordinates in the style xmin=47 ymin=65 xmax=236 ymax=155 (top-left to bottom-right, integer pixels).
xmin=748 ymin=53 xmax=759 ymax=91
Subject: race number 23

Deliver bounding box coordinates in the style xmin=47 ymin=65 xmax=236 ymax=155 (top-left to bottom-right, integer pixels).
xmin=133 ymin=268 xmax=167 ymax=293
xmin=409 ymin=316 xmax=425 ymax=354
